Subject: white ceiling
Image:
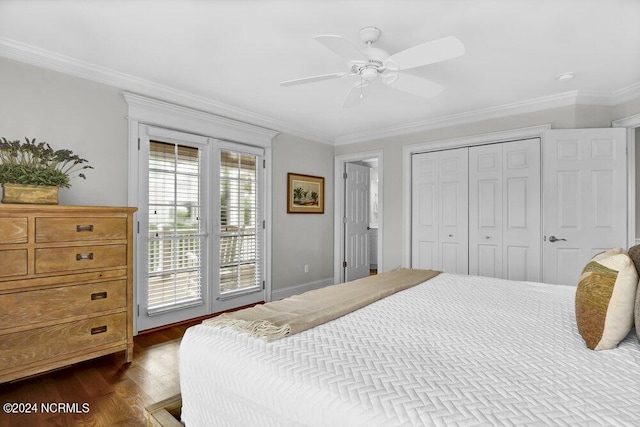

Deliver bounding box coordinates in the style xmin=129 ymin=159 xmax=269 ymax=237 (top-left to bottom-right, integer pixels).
xmin=1 ymin=0 xmax=639 ymax=144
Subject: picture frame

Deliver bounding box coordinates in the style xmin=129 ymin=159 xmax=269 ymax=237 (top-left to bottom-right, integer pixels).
xmin=287 ymin=173 xmax=324 ymax=214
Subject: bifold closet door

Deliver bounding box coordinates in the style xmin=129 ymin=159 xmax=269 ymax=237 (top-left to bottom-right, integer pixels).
xmin=469 ymin=139 xmax=541 ymax=281
xmin=412 ymin=148 xmax=468 ymax=273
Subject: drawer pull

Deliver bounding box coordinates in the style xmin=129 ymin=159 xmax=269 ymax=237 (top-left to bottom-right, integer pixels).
xmin=91 ymin=291 xmax=108 ymax=300
xmin=76 ymin=224 xmax=94 ymax=232
xmin=76 ymin=253 xmax=94 ymax=261
xmin=91 ymin=325 xmax=108 ymax=335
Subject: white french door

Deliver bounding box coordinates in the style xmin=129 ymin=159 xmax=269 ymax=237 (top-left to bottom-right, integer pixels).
xmin=213 ymin=142 xmax=266 ymax=312
xmin=136 ymin=126 xmax=265 ymax=332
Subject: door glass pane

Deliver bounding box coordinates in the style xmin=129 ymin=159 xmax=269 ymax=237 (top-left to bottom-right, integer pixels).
xmin=219 ymin=150 xmax=260 ymax=294
xmin=148 ymin=141 xmax=203 ymax=312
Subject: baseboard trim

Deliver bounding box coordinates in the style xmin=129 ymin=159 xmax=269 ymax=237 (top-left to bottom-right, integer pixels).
xmin=271 ymin=277 xmax=334 ymax=301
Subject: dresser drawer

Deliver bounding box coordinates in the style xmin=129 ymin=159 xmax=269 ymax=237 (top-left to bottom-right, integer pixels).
xmin=0 ymin=249 xmax=27 ymax=278
xmin=0 ymin=312 xmax=126 ymax=371
xmin=35 ymin=244 xmax=127 ymax=274
xmin=0 ymin=280 xmax=126 ymax=330
xmin=35 ymin=217 xmax=127 ymax=243
xmin=0 ymin=217 xmax=28 ymax=244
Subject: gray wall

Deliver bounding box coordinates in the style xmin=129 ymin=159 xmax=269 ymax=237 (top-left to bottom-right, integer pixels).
xmin=3 ymin=56 xmax=640 ymax=289
xmin=0 ymin=57 xmax=334 ymax=296
xmin=335 ymin=103 xmax=640 ymax=271
xmin=271 ymin=133 xmax=334 ymax=294
xmin=0 ymin=57 xmax=128 ymax=206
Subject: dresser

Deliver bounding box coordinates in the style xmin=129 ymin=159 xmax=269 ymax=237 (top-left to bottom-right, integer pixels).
xmin=0 ymin=204 xmax=136 ymax=383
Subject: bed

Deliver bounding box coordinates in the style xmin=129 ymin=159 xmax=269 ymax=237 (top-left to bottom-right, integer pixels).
xmin=179 ymin=270 xmax=640 ymax=426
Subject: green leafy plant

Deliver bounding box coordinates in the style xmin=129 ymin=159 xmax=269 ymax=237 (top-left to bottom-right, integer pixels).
xmin=0 ymin=137 xmax=93 ymax=188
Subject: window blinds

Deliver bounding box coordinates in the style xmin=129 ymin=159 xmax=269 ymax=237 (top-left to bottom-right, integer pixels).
xmin=147 ymin=141 xmax=204 ymax=313
xmin=219 ymin=149 xmax=262 ymax=296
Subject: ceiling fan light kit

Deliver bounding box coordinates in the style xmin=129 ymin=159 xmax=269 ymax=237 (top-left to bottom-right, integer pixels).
xmin=279 ymin=26 xmax=465 ymax=108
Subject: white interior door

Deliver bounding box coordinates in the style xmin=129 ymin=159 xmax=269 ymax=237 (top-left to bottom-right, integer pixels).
xmin=469 ymin=143 xmax=504 ymax=278
xmin=542 ymin=128 xmax=627 ymax=286
xmin=439 ymin=149 xmax=469 ymax=273
xmin=469 ymin=139 xmax=541 ymax=281
xmin=412 ymin=152 xmax=439 ymax=269
xmin=411 ymin=148 xmax=468 ymax=273
xmin=502 ymin=139 xmax=541 ymax=281
xmin=344 ymin=162 xmax=370 ymax=281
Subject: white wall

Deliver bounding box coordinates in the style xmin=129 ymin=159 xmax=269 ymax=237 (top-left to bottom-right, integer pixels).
xmin=271 ymin=133 xmax=334 ymax=295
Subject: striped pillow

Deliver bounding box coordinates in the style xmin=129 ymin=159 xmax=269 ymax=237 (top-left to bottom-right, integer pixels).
xmin=575 ymin=249 xmax=638 ymax=350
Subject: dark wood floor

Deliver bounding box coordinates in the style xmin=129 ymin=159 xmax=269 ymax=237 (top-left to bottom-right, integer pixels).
xmin=0 ymin=321 xmax=196 ymax=427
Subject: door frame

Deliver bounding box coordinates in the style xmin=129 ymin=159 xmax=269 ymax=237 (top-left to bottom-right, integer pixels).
xmin=334 ymin=150 xmax=384 ymax=283
xmin=612 ymin=112 xmax=640 ymax=246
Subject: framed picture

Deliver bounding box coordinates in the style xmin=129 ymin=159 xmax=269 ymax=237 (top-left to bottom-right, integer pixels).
xmin=287 ymin=173 xmax=324 ymax=214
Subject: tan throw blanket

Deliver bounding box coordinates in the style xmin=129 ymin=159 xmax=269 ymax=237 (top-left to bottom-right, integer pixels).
xmin=203 ymin=268 xmax=440 ymax=341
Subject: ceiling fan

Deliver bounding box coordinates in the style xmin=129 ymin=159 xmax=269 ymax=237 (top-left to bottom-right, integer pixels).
xmin=279 ymin=26 xmax=465 ymax=108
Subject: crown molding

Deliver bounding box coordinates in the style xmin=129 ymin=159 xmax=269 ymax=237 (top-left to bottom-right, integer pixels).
xmin=1 ymin=36 xmax=638 ymax=147
xmin=334 ymin=84 xmax=640 ymax=145
xmin=333 ymin=91 xmax=578 ymax=145
xmin=0 ymin=37 xmax=335 ymax=145
xmin=575 ymin=82 xmax=640 ymax=106
xmin=612 ymin=81 xmax=640 ymax=105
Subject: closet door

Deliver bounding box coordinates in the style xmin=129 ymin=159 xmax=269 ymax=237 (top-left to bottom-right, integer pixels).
xmin=502 ymin=139 xmax=541 ymax=281
xmin=469 ymin=139 xmax=541 ymax=281
xmin=412 ymin=152 xmax=439 ymax=270
xmin=439 ymin=149 xmax=469 ymax=273
xmin=469 ymin=144 xmax=503 ymax=277
xmin=412 ymin=148 xmax=468 ymax=273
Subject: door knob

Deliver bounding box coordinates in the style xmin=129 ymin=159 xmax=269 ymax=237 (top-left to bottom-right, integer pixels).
xmin=548 ymin=235 xmax=567 ymax=243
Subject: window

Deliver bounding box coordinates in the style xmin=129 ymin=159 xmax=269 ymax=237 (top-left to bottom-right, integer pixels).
xmin=147 ymin=141 xmax=204 ymax=314
xmin=219 ymin=149 xmax=262 ymax=296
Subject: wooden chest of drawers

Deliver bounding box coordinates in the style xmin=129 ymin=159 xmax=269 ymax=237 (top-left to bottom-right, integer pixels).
xmin=0 ymin=205 xmax=137 ymax=383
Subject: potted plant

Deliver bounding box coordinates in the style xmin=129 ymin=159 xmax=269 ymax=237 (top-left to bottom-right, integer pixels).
xmin=0 ymin=137 xmax=93 ymax=204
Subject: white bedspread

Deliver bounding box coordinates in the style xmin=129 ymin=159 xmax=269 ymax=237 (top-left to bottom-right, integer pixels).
xmin=179 ymin=273 xmax=640 ymax=426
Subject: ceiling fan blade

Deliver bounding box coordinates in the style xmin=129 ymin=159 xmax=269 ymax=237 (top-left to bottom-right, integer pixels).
xmin=279 ymin=72 xmax=349 ymax=87
xmin=315 ymin=35 xmax=367 ymax=62
xmin=342 ymin=81 xmax=368 ymax=108
xmin=385 ymin=72 xmax=444 ymax=99
xmin=386 ymin=36 xmax=465 ymax=71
